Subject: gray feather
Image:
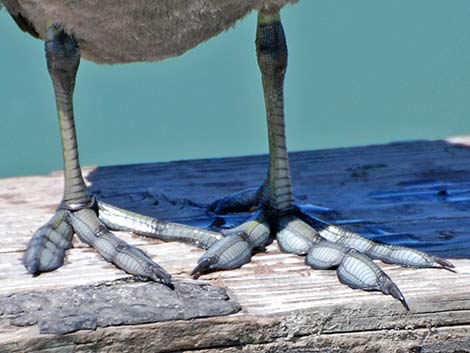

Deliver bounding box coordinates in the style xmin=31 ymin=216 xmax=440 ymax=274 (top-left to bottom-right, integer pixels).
xmin=2 ymin=0 xmax=298 ymax=64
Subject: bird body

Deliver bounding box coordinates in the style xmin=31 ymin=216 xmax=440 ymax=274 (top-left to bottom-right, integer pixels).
xmin=1 ymin=0 xmax=454 ymax=310
xmin=2 ymin=0 xmax=297 ymax=63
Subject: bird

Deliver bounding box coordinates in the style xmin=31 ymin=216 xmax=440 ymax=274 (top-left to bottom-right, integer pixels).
xmin=1 ymin=0 xmax=453 ymax=309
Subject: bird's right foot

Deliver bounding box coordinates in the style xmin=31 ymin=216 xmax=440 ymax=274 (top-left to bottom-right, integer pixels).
xmin=23 ymin=208 xmax=73 ymax=275
xmin=23 ymin=199 xmax=173 ymax=287
xmin=23 ymin=194 xmax=225 ymax=288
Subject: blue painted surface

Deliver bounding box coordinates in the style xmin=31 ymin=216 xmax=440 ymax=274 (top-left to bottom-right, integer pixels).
xmin=1 ymin=1 xmax=470 ymax=178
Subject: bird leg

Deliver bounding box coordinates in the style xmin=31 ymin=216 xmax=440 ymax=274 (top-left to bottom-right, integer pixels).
xmin=22 ymin=25 xmax=221 ymax=286
xmin=195 ymin=11 xmax=453 ymax=308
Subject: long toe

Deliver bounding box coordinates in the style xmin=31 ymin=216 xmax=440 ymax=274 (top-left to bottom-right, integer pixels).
xmin=337 ymin=249 xmax=409 ymax=309
xmin=191 ymin=233 xmax=252 ymax=278
xmin=370 ymin=245 xmax=455 ymax=271
xmin=69 ymin=208 xmax=173 ymax=286
xmin=306 ymin=241 xmax=346 ymax=270
xmin=23 ymin=209 xmax=73 ymax=275
xmin=192 ymin=210 xmax=271 ymax=278
xmin=98 ymin=201 xmax=222 ymax=250
xmin=304 ymin=215 xmax=454 ymax=271
xmin=208 ymin=187 xmax=262 ymax=214
xmin=117 ymin=244 xmax=173 ymax=288
xmin=277 ymin=216 xmax=321 ymax=255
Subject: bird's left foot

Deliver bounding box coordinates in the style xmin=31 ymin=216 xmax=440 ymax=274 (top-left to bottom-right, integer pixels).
xmin=196 ymin=189 xmax=454 ymax=309
xmin=194 ymin=10 xmax=453 ymax=309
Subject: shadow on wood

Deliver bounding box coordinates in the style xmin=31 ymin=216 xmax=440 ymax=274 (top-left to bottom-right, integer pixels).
xmin=86 ymin=138 xmax=470 ymax=259
xmin=1 ymin=139 xmax=470 ymax=352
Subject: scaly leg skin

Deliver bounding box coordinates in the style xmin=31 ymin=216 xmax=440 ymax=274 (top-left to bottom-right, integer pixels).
xmin=209 ymin=185 xmax=264 ymax=214
xmin=23 ymin=25 xmax=221 ymax=287
xmin=193 ymin=10 xmax=454 ymax=309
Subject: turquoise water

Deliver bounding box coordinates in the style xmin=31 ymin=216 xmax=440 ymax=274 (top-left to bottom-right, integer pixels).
xmin=1 ymin=1 xmax=470 ymax=178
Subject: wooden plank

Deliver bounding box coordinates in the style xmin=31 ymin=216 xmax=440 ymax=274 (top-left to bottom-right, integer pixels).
xmin=1 ymin=138 xmax=470 ymax=352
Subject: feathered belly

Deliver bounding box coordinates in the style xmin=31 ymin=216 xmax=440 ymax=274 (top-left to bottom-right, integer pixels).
xmin=4 ymin=0 xmax=296 ymax=64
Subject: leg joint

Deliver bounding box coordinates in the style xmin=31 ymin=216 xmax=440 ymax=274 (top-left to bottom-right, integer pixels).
xmin=256 ymin=16 xmax=287 ymax=75
xmin=45 ymin=24 xmax=80 ymax=79
xmin=60 ymin=196 xmax=96 ymax=212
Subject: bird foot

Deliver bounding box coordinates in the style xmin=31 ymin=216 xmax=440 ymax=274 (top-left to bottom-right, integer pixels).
xmin=195 ymin=189 xmax=454 ymax=309
xmin=23 ymin=199 xmax=173 ymax=287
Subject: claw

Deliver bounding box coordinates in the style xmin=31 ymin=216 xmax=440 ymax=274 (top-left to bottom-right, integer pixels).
xmin=434 ymin=257 xmax=455 ymax=272
xmin=306 ymin=241 xmax=409 ymax=309
xmin=371 ymin=246 xmax=456 ymax=271
xmin=337 ymin=249 xmax=408 ymax=310
xmin=379 ymin=272 xmax=409 ymax=310
xmin=128 ymin=246 xmax=173 ymax=288
xmin=144 ymin=263 xmax=174 ymax=289
xmin=191 ymin=257 xmax=216 ymax=278
xmin=69 ymin=209 xmax=173 ymax=285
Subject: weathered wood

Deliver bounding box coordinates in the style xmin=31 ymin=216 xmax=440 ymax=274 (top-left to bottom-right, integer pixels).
xmin=1 ymin=138 xmax=470 ymax=352
xmin=0 ymin=278 xmax=240 ymax=335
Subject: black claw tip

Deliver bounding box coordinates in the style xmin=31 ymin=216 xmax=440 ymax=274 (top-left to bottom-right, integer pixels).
xmin=145 ymin=265 xmax=173 ymax=288
xmin=435 ymin=257 xmax=455 ymax=271
xmin=157 ymin=271 xmax=173 ymax=288
xmin=190 ymin=257 xmax=213 ymax=279
xmin=382 ymin=275 xmax=409 ymax=311
xmin=24 ymin=261 xmax=40 ymax=277
xmin=161 ymin=276 xmax=175 ymax=290
xmin=400 ymin=298 xmax=410 ymax=311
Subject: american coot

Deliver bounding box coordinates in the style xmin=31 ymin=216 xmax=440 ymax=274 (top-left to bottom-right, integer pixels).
xmin=1 ymin=0 xmax=453 ymax=308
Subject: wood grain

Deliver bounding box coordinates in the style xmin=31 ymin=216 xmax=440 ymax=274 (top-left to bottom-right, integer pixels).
xmin=1 ymin=138 xmax=470 ymax=352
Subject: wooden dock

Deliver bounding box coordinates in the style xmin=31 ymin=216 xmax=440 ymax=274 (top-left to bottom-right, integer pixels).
xmin=1 ymin=138 xmax=470 ymax=352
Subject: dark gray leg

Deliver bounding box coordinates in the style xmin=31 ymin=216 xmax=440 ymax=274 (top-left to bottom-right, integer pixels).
xmin=192 ymin=11 xmax=297 ymax=277
xmin=22 ymin=25 xmax=220 ymax=285
xmin=256 ymin=12 xmax=295 ymax=214
xmin=209 ymin=12 xmax=294 ymax=216
xmin=23 ymin=25 xmax=88 ymax=275
xmin=44 ymin=26 xmax=90 ymax=209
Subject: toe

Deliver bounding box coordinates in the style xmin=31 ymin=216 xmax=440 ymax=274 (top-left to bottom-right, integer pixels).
xmin=69 ymin=208 xmax=173 ymax=286
xmin=192 ymin=233 xmax=252 ymax=277
xmin=208 ymin=187 xmax=261 ymax=214
xmin=23 ymin=210 xmax=73 ymax=275
xmin=302 ymin=214 xmax=454 ymax=271
xmin=306 ymin=241 xmax=345 ymax=270
xmin=192 ymin=210 xmax=272 ymax=277
xmin=277 ymin=216 xmax=320 ymax=255
xmin=337 ymin=249 xmax=408 ymax=309
xmin=98 ymin=201 xmax=222 ymax=250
